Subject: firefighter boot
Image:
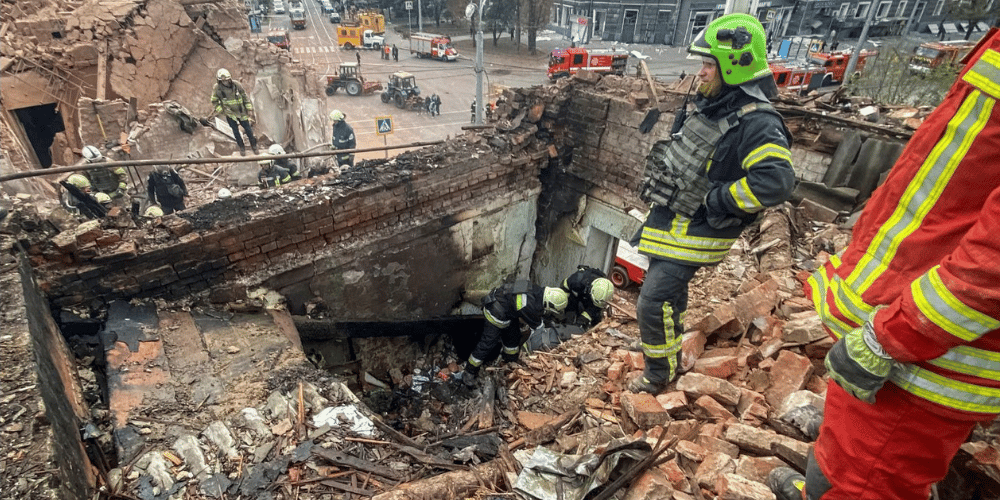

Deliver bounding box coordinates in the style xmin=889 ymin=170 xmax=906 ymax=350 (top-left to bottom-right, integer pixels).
xmin=626 ymin=373 xmax=667 ymax=395
xmin=461 ymin=366 xmax=479 ymax=389
xmin=768 ymin=467 xmax=806 ymax=500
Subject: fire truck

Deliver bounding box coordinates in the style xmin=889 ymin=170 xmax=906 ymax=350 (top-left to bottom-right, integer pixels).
xmin=807 ymin=49 xmax=876 ymax=84
xmin=769 ymin=61 xmax=826 ymax=93
xmin=908 ymin=40 xmax=977 ymax=73
xmin=547 ymin=47 xmax=629 ymax=80
xmin=409 ymin=33 xmax=459 ymax=61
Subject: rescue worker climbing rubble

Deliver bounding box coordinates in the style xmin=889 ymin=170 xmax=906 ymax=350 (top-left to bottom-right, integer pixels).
xmin=81 ymin=145 xmax=128 ymax=198
xmin=60 ymin=173 xmax=93 ymax=216
xmin=330 ymin=110 xmax=356 ymax=168
xmin=560 ymin=266 xmax=614 ymax=328
xmin=462 ymin=282 xmax=569 ymax=388
xmin=146 ymin=165 xmax=187 ymax=215
xmin=257 ymin=155 xmax=292 ymax=189
xmin=267 ymin=144 xmax=301 ymax=181
xmin=768 ymin=28 xmax=1000 ymax=500
xmin=210 ymin=68 xmax=259 ymax=156
xmin=629 ymin=13 xmax=795 ymax=394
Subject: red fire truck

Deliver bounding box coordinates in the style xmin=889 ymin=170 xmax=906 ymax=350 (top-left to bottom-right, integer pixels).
xmin=807 ymin=49 xmax=876 ymax=84
xmin=547 ymin=47 xmax=629 ymax=80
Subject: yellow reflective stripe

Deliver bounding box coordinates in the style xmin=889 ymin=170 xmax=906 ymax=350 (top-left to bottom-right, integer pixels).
xmin=962 ymin=49 xmax=1000 ymax=100
xmin=808 ymin=257 xmax=857 ymax=339
xmin=729 ymin=178 xmax=764 ymax=212
xmin=515 ymin=293 xmax=526 ymax=311
xmin=484 ymin=308 xmax=509 ymax=328
xmin=927 ymin=345 xmax=1000 ymax=381
xmin=741 ymin=143 xmax=792 ymax=170
xmin=913 ymin=266 xmax=1000 ymax=341
xmin=892 ymin=365 xmax=1000 ymax=414
xmin=468 ymin=355 xmax=484 ymax=366
xmin=643 ymin=224 xmax=736 ymax=250
xmin=826 ymin=272 xmax=871 ymax=329
xmin=638 ymin=239 xmax=731 ymax=264
xmin=502 ymin=345 xmax=520 ymax=355
xmin=848 ymin=90 xmax=995 ymax=294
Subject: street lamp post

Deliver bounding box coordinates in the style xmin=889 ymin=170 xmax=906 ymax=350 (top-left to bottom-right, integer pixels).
xmin=472 ymin=0 xmax=486 ymax=124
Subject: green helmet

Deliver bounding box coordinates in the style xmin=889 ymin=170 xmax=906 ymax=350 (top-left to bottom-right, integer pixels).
xmin=688 ymin=13 xmax=771 ymax=86
xmin=67 ymin=174 xmax=91 ymax=190
xmin=542 ymin=287 xmax=569 ymax=314
xmin=94 ymin=192 xmax=112 ymax=206
xmin=144 ymin=205 xmax=164 ymax=217
xmin=590 ymin=278 xmax=614 ymax=308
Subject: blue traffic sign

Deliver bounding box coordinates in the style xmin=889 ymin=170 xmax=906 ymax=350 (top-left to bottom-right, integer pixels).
xmin=376 ymin=116 xmax=393 ymax=135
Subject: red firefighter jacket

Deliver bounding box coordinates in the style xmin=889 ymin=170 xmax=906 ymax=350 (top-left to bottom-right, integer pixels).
xmin=807 ymin=30 xmax=1000 ymax=420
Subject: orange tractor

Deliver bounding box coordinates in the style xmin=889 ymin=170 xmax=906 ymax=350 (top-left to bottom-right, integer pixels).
xmin=324 ymin=62 xmax=383 ymax=96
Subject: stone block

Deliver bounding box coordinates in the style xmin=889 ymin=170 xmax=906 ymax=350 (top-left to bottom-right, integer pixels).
xmin=676 ymin=373 xmax=741 ymax=407
xmin=782 ymin=314 xmax=827 ymax=344
xmin=693 ymin=355 xmax=739 ymax=379
xmin=715 ymin=473 xmax=776 ymax=500
xmin=764 ymin=351 xmax=814 ymax=408
xmin=51 ymin=231 xmax=78 ymax=253
xmin=735 ymin=456 xmax=789 ymax=484
xmin=693 ymin=395 xmax=736 ymax=422
xmin=695 ymin=452 xmax=736 ymax=490
xmin=622 ymin=392 xmax=671 ymax=428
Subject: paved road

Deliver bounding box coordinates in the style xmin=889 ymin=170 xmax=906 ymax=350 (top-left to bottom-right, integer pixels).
xmin=258 ymin=6 xmax=703 ymax=161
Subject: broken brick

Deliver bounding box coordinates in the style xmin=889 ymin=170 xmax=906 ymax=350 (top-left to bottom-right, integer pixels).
xmin=621 ymin=392 xmax=671 ymax=428
xmin=607 ymin=361 xmax=626 ymax=381
xmin=676 ymin=372 xmax=741 ymax=407
xmin=715 ymin=472 xmax=776 ymax=500
xmin=695 ymin=451 xmax=736 ymax=491
xmin=656 ymin=391 xmax=688 ymax=413
xmin=697 ymin=434 xmax=740 ymax=458
xmin=516 ymin=411 xmax=556 ymax=430
xmin=676 ymin=440 xmax=708 ymax=463
xmin=693 ymin=395 xmax=736 ymax=423
xmin=764 ymin=350 xmax=814 ymax=408
xmin=693 ymin=355 xmax=739 ymax=379
xmin=735 ymin=456 xmax=789 ymax=484
xmin=622 ymin=466 xmax=676 ymax=500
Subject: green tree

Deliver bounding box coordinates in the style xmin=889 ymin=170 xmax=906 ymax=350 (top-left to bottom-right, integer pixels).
xmin=944 ymin=0 xmax=1000 ymax=40
xmin=520 ymin=0 xmax=552 ymax=54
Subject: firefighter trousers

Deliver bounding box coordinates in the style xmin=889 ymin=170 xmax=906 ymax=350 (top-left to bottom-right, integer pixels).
xmin=809 ymin=382 xmax=983 ymax=499
xmin=225 ymin=116 xmax=258 ymax=151
xmin=636 ymin=259 xmax=699 ymax=384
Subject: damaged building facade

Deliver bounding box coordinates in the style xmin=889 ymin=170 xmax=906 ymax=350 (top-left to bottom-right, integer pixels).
xmin=1 ymin=1 xmax=955 ymax=499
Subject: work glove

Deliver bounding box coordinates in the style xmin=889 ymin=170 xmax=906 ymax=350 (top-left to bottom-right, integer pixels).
xmin=825 ymin=317 xmax=897 ymax=404
xmin=575 ymin=312 xmax=593 ymax=328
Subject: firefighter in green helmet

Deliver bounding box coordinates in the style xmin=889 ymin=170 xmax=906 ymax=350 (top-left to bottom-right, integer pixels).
xmin=628 ymin=13 xmax=795 ymax=394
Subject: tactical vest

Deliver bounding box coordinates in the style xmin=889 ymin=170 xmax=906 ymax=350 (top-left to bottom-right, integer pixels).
xmin=88 ymin=167 xmax=119 ymax=193
xmin=640 ymin=102 xmax=776 ymax=219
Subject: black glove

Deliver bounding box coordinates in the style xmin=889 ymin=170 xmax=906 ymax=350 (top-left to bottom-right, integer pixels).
xmin=704 ymin=186 xmax=744 ymax=229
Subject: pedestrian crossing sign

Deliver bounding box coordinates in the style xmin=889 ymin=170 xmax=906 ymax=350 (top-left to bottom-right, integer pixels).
xmin=376 ymin=116 xmax=393 ymax=136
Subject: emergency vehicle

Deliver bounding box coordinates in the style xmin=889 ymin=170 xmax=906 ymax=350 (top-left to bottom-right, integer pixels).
xmin=336 ymin=25 xmax=384 ymax=50
xmin=355 ymin=10 xmax=385 ymax=35
xmin=769 ymin=61 xmax=825 ymax=93
xmin=807 ymin=49 xmax=876 ymax=84
xmin=908 ymin=40 xmax=977 ymax=72
xmin=409 ymin=33 xmax=459 ymax=61
xmin=547 ymin=47 xmax=629 ymax=80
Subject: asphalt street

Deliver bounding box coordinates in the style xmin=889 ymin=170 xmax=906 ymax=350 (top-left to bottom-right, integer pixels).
xmin=257 ymin=6 xmax=704 ymax=161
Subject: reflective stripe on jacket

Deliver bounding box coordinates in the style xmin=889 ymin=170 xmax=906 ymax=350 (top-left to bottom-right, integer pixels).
xmin=807 ymin=37 xmax=1000 ymax=420
xmin=211 ymin=81 xmax=253 ymax=120
xmin=637 ymin=87 xmax=795 ymax=266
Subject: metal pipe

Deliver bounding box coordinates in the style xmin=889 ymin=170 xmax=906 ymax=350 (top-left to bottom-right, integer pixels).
xmin=0 ymin=140 xmax=446 ymax=183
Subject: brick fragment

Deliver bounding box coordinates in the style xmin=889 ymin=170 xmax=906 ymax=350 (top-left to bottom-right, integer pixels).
xmin=764 ymin=350 xmax=814 ymax=408
xmin=695 ymin=452 xmax=736 ymax=490
xmin=676 ymin=372 xmax=741 ymax=407
xmin=698 ymin=434 xmax=740 ymax=458
xmin=675 ymin=440 xmax=707 ymax=462
xmin=623 ymin=467 xmax=675 ymax=500
xmin=735 ymin=456 xmax=789 ymax=484
xmin=693 ymin=395 xmax=736 ymax=423
xmin=622 ymin=392 xmax=671 ymax=428
xmin=656 ymin=391 xmax=688 ymax=413
xmin=715 ymin=473 xmax=777 ymax=500
xmin=693 ymin=355 xmax=739 ymax=379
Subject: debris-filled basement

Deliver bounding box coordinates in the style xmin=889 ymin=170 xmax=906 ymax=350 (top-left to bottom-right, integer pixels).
xmin=2 ymin=1 xmax=999 ymax=499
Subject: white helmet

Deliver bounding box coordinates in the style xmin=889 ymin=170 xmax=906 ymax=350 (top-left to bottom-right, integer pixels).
xmin=144 ymin=205 xmax=164 ymax=217
xmin=82 ymin=145 xmax=104 ymax=163
xmin=590 ymin=278 xmax=614 ymax=308
xmin=67 ymin=174 xmax=91 ymax=190
xmin=94 ymin=192 xmax=112 ymax=206
xmin=218 ymin=188 xmax=232 ymax=199
xmin=217 ymin=68 xmax=232 ymax=81
xmin=329 ymin=109 xmax=345 ymax=122
xmin=268 ymin=144 xmax=286 ymax=155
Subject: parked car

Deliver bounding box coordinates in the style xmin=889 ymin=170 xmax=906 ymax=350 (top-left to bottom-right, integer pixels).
xmin=320 ymin=0 xmax=334 ymax=13
xmin=329 ymin=11 xmax=341 ymax=23
xmin=273 ymin=0 xmax=286 ymax=14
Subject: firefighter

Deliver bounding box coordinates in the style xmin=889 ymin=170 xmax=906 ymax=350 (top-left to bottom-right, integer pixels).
xmin=462 ymin=283 xmax=569 ymax=387
xmin=629 ymin=13 xmax=795 ymax=394
xmin=267 ymin=144 xmax=300 ymax=181
xmin=768 ymin=29 xmax=1000 ymax=500
xmin=60 ymin=173 xmax=93 ymax=216
xmin=81 ymin=145 xmax=128 ymax=198
xmin=210 ymin=68 xmax=258 ymax=156
xmin=329 ymin=110 xmax=356 ymax=168
xmin=143 ymin=204 xmax=164 ymax=218
xmin=146 ymin=165 xmax=187 ymax=215
xmin=257 ymin=156 xmax=291 ymax=188
xmin=560 ymin=266 xmax=614 ymax=327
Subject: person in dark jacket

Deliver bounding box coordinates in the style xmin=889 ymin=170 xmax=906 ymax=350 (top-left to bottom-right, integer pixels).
xmin=329 ymin=109 xmax=356 ymax=167
xmin=462 ymin=283 xmax=569 ymax=387
xmin=146 ymin=165 xmax=188 ymax=214
xmin=629 ymin=13 xmax=795 ymax=394
xmin=560 ymin=265 xmax=615 ymax=327
xmin=257 ymin=156 xmax=292 ymax=188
